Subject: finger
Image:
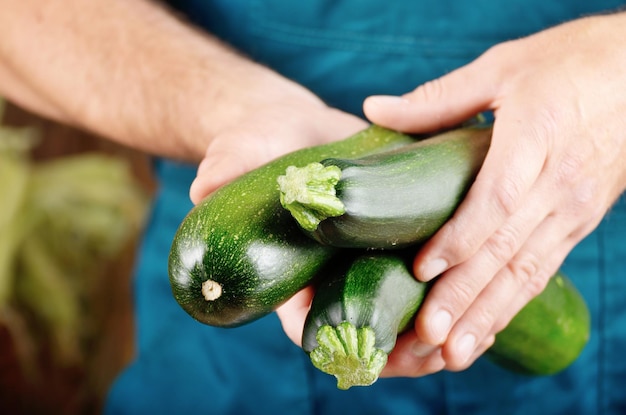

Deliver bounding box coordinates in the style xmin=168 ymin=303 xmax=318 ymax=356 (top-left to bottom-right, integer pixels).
xmin=488 ymin=215 xmax=602 ymax=334
xmin=444 ymin=334 xmax=496 ymax=373
xmin=414 ymin=112 xmax=550 ymax=282
xmin=382 ymin=332 xmax=445 ymax=378
xmin=383 ymin=348 xmax=445 ymax=378
xmin=414 ymin=155 xmax=606 ymax=359
xmin=414 ymin=173 xmax=554 ymax=346
xmin=431 ymin=141 xmax=610 ymax=356
xmin=363 ymin=50 xmax=500 ymax=133
xmin=189 ymin=129 xmax=284 ymax=204
xmin=440 ymin=212 xmax=585 ymax=369
xmin=383 ymin=332 xmax=496 ymax=377
xmin=275 ymin=286 xmax=314 ymax=347
xmin=189 ymin=114 xmax=367 ymax=204
xmin=189 ymin=148 xmax=253 ymax=204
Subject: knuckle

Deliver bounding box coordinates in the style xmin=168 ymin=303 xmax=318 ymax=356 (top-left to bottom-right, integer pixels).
xmin=483 ymin=226 xmax=520 ymax=264
xmin=449 ymin=237 xmax=477 ymax=265
xmin=444 ymin=277 xmax=480 ymax=308
xmin=506 ymin=258 xmax=551 ymax=307
xmin=491 ymin=174 xmax=524 ymax=217
xmin=551 ymin=151 xmax=600 ymax=215
xmin=533 ymin=105 xmax=563 ymax=139
xmin=440 ymin=220 xmax=482 ymax=262
xmin=480 ymin=42 xmax=511 ymax=70
xmin=410 ymin=78 xmax=446 ymax=104
xmin=569 ymin=179 xmax=600 ymax=217
xmin=554 ymin=152 xmax=584 ymax=187
xmin=524 ymin=270 xmax=551 ymax=298
xmin=505 ymin=251 xmax=542 ymax=287
xmin=477 ymin=40 xmax=519 ymax=85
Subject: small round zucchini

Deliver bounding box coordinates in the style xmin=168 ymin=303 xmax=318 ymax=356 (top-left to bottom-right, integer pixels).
xmin=278 ymin=126 xmax=492 ymax=249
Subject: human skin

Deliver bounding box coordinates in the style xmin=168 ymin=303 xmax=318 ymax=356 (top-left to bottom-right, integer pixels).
xmin=2 ymin=1 xmax=625 ymax=380
xmin=0 ymin=0 xmax=366 ymax=192
xmin=0 ymin=0 xmax=364 ymax=363
xmin=277 ymin=11 xmax=626 ymax=379
xmin=362 ymin=11 xmax=626 ymax=376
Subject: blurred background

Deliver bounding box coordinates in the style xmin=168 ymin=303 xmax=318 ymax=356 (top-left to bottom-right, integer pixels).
xmin=0 ymin=98 xmax=155 ymax=414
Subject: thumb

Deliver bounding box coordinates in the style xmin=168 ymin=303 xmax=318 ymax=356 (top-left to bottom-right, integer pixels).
xmin=363 ymin=52 xmax=499 ymax=132
xmin=189 ymin=147 xmax=256 ymax=204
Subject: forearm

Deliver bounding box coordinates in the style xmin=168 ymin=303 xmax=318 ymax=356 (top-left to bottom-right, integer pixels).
xmin=0 ymin=0 xmax=322 ymax=160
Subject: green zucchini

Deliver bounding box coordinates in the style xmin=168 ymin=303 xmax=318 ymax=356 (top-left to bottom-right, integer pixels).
xmin=278 ymin=126 xmax=492 ymax=249
xmin=302 ymin=252 xmax=428 ymax=390
xmin=303 ymin=253 xmax=590 ymax=389
xmin=168 ymin=125 xmax=421 ymax=327
xmin=486 ymin=271 xmax=591 ymax=375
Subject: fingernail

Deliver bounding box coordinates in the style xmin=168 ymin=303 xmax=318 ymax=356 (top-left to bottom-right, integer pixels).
xmin=456 ymin=333 xmax=476 ymax=363
xmin=366 ymin=95 xmax=410 ymax=108
xmin=412 ymin=342 xmax=438 ymax=358
xmin=420 ymin=258 xmax=448 ymax=281
xmin=430 ymin=309 xmax=452 ymax=343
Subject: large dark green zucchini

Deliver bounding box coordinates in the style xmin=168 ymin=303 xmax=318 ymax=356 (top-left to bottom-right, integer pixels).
xmin=278 ymin=126 xmax=491 ymax=249
xmin=168 ymin=125 xmax=420 ymax=327
xmin=303 ymin=252 xmax=590 ymax=389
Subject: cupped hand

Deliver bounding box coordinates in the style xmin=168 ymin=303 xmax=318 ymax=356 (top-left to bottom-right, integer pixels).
xmin=189 ymin=98 xmax=367 ymax=204
xmin=187 ymin=91 xmax=367 ymax=345
xmin=363 ymin=12 xmax=626 ymax=376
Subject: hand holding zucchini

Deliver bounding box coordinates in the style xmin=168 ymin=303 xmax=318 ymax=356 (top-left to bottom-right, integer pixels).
xmin=302 ymin=252 xmax=428 ymax=389
xmin=168 ymin=125 xmax=420 ymax=327
xmin=303 ymin=252 xmax=590 ymax=389
xmin=168 ymin=121 xmax=591 ymax=389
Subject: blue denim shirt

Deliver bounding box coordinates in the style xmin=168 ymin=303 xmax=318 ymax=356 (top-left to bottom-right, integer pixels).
xmin=105 ymin=2 xmax=626 ymax=414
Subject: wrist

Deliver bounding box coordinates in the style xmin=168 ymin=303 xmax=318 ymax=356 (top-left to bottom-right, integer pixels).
xmin=173 ymin=53 xmax=328 ymax=161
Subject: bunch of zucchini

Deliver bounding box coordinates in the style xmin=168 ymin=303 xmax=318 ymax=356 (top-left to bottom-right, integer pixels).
xmin=168 ymin=124 xmax=590 ymax=390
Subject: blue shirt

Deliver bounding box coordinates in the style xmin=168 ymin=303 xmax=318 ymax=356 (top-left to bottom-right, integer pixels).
xmin=105 ymin=2 xmax=626 ymax=414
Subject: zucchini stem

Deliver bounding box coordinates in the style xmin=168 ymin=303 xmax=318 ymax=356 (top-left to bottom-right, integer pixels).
xmin=309 ymin=322 xmax=387 ymax=390
xmin=201 ymin=279 xmax=222 ymax=301
xmin=277 ymin=163 xmax=345 ymax=231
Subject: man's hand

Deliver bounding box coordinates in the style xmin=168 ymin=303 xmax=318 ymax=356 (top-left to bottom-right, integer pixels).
xmin=0 ymin=0 xmax=366 ymax=170
xmin=363 ymin=12 xmax=626 ymax=376
xmin=189 ymin=102 xmax=367 ymax=203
